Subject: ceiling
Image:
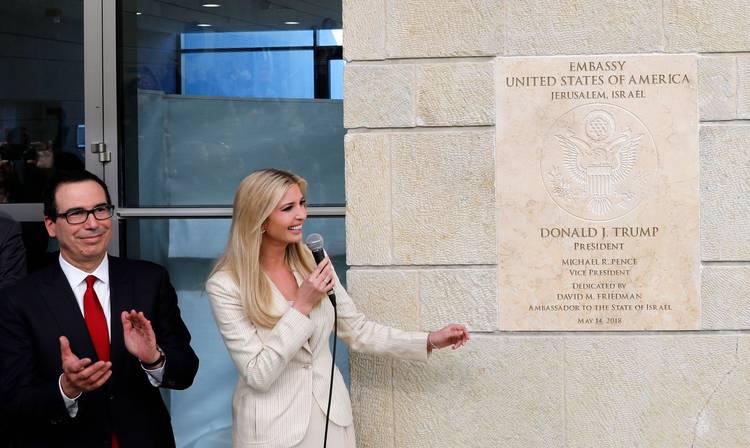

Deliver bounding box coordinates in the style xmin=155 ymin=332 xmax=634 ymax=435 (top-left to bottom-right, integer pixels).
xmin=132 ymin=0 xmax=342 ymax=33
xmin=0 ymin=0 xmax=341 ymax=35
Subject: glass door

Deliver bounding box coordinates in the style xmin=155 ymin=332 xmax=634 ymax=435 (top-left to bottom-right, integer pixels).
xmin=0 ymin=0 xmax=109 ymax=270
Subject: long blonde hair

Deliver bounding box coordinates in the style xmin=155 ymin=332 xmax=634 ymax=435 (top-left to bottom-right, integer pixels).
xmin=211 ymin=169 xmax=316 ymax=328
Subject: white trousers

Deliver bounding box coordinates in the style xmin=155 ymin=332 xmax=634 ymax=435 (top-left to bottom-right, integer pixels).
xmin=293 ymin=401 xmax=356 ymax=448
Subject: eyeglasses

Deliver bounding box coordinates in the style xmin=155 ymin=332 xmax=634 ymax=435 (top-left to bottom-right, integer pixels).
xmin=56 ymin=205 xmax=114 ymax=224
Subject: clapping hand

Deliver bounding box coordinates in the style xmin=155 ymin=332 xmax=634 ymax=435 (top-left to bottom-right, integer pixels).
xmin=59 ymin=336 xmax=112 ymax=398
xmin=121 ymin=310 xmax=161 ymax=366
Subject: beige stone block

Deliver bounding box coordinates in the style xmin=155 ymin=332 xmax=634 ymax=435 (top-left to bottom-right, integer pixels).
xmin=391 ymin=131 xmax=496 ymax=265
xmin=345 ymin=133 xmax=391 ymax=265
xmin=346 ymin=269 xmax=420 ymax=330
xmin=392 ymin=336 xmax=564 ymax=447
xmin=344 ymin=64 xmax=415 ymax=129
xmin=342 ymin=0 xmax=385 ymax=61
xmin=386 ymin=0 xmax=503 ymax=58
xmin=350 ymin=352 xmax=394 ymax=448
xmin=416 ymin=62 xmax=495 ymax=127
xmin=692 ymin=336 xmax=750 ymax=447
xmin=505 ymin=1 xmax=662 ymax=55
xmin=702 ymin=266 xmax=750 ymax=330
xmin=698 ymin=56 xmax=737 ymax=121
xmin=700 ymin=125 xmax=750 ymax=260
xmin=738 ymin=57 xmax=750 ymax=119
xmin=565 ymin=335 xmax=750 ymax=448
xmin=420 ymin=269 xmax=497 ymax=332
xmin=664 ymin=0 xmax=750 ymax=52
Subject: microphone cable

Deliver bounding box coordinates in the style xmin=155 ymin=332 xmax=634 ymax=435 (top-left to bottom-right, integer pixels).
xmin=323 ymin=303 xmax=337 ymax=448
xmin=305 ymin=233 xmax=337 ymax=448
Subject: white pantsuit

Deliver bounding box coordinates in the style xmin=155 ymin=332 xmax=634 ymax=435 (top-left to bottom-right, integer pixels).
xmin=206 ymin=268 xmax=428 ymax=448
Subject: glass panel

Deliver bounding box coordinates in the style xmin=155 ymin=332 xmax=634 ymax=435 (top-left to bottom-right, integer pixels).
xmin=329 ymin=59 xmax=345 ymax=100
xmin=135 ymin=93 xmax=343 ymax=206
xmin=119 ymin=0 xmax=344 ymax=208
xmin=124 ymin=217 xmax=348 ymax=448
xmin=181 ymin=50 xmax=314 ymax=99
xmin=316 ymin=29 xmax=343 ymax=46
xmin=0 ymin=0 xmax=86 ymax=205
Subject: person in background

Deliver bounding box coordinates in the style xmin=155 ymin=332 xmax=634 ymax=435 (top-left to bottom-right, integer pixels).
xmin=0 ymin=169 xmax=198 ymax=447
xmin=206 ymin=168 xmax=470 ymax=448
xmin=0 ymin=212 xmax=26 ymax=448
xmin=0 ymin=213 xmax=26 ymax=290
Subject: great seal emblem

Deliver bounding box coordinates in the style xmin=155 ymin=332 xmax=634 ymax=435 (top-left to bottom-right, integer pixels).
xmin=541 ymin=103 xmax=658 ymax=221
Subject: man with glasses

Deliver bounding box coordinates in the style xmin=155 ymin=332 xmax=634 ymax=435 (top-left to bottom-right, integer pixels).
xmin=0 ymin=170 xmax=198 ymax=447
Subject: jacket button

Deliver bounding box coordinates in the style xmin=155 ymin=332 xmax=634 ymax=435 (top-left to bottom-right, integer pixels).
xmin=109 ymin=395 xmax=115 ymax=401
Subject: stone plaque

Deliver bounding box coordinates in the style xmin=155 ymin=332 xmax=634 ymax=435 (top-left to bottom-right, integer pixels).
xmin=496 ymin=55 xmax=699 ymax=331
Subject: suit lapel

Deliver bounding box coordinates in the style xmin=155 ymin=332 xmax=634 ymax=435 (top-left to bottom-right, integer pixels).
xmin=108 ymin=257 xmax=135 ymax=375
xmin=307 ymin=297 xmax=333 ymax=354
xmin=39 ymin=263 xmax=97 ymax=361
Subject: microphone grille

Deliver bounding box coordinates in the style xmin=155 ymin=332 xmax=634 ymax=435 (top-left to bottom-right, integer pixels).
xmin=305 ymin=233 xmax=324 ymax=251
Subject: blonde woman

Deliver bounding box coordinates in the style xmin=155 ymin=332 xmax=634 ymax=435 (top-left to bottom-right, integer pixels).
xmin=206 ymin=169 xmax=469 ymax=448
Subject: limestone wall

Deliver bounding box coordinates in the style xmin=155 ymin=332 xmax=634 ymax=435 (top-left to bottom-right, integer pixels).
xmin=343 ymin=1 xmax=750 ymax=446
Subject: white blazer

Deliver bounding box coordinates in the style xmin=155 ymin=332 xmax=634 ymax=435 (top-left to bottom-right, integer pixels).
xmin=206 ymin=267 xmax=428 ymax=447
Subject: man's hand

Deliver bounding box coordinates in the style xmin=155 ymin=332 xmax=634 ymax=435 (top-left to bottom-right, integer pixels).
xmin=121 ymin=310 xmax=161 ymax=366
xmin=59 ymin=336 xmax=112 ymax=398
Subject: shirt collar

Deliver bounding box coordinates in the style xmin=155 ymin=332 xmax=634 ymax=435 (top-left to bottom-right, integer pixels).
xmin=59 ymin=253 xmax=110 ymax=289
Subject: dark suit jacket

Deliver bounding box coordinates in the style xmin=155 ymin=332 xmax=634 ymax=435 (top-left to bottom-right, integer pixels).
xmin=0 ymin=255 xmax=199 ymax=448
xmin=0 ymin=216 xmax=26 ymax=290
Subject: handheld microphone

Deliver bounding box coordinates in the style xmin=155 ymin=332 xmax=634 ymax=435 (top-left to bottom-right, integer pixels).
xmin=305 ymin=233 xmax=336 ymax=307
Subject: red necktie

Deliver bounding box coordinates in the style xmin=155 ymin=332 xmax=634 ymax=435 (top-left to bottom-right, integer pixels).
xmin=83 ymin=275 xmax=119 ymax=448
xmin=83 ymin=275 xmax=109 ymax=362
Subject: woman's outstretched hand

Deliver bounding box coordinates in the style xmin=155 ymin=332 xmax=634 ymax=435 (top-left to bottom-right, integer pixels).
xmin=294 ymin=256 xmax=334 ymax=315
xmin=427 ymin=324 xmax=470 ymax=352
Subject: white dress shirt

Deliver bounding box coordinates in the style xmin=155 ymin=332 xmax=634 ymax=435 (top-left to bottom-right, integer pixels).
xmin=57 ymin=254 xmax=164 ymax=417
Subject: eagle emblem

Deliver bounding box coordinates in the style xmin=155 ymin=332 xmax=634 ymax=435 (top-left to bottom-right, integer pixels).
xmin=552 ymin=110 xmax=642 ymax=216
